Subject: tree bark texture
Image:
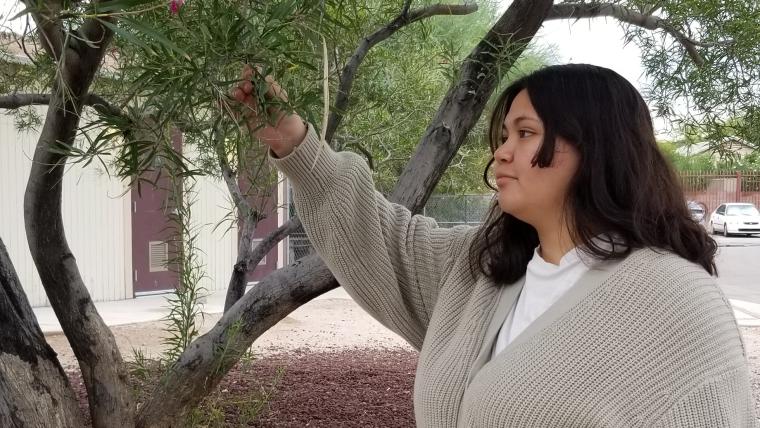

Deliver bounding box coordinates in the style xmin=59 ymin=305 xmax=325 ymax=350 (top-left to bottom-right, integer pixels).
xmin=0 ymin=237 xmax=84 ymax=427
xmin=390 ymin=0 xmax=555 ymax=213
xmin=224 ymin=216 xmax=303 ymax=312
xmin=22 ymin=17 xmax=136 ymax=428
xmin=137 ymin=256 xmax=338 ymax=427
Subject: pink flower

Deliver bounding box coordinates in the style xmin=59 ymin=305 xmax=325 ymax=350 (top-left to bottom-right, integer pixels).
xmin=169 ymin=0 xmax=184 ymax=14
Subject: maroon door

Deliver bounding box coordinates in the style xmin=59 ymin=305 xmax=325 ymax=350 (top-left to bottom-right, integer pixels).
xmin=131 ymin=132 xmax=182 ymax=295
xmin=245 ymin=184 xmax=280 ymax=283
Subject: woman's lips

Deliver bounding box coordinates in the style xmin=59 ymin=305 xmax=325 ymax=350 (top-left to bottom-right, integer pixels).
xmin=495 ymin=175 xmax=517 ymax=187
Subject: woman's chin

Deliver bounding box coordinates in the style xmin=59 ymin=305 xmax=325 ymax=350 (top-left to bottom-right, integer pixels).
xmin=497 ymin=199 xmax=517 ymax=216
xmin=497 ymin=199 xmax=531 ymax=223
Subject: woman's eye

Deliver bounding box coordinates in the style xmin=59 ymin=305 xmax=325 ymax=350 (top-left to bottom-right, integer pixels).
xmin=518 ymin=130 xmax=533 ymax=138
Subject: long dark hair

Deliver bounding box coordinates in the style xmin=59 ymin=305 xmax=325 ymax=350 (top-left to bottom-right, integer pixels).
xmin=470 ymin=64 xmax=717 ymax=284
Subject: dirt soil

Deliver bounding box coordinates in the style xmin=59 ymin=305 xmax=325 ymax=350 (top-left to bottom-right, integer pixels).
xmin=47 ymin=298 xmax=760 ymax=427
xmin=46 ymin=297 xmax=413 ymax=369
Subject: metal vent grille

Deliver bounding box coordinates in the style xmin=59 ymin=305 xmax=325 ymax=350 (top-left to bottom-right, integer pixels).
xmin=149 ymin=241 xmax=169 ymax=272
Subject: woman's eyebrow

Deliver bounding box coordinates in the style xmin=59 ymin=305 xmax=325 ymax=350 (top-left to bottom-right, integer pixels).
xmin=511 ymin=115 xmax=539 ymax=125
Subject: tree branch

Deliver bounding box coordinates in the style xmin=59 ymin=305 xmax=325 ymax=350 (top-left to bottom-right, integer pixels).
xmin=21 ymin=0 xmax=65 ymax=60
xmin=546 ymin=2 xmax=705 ymax=67
xmin=244 ymin=216 xmax=302 ymax=269
xmin=212 ymin=123 xmax=268 ymax=312
xmin=76 ymin=14 xmax=115 ymax=72
xmin=0 ymin=93 xmax=125 ymax=118
xmin=391 ymin=0 xmax=554 ymax=212
xmin=22 ymin=9 xmax=135 ymax=427
xmin=324 ymin=3 xmax=479 ymax=144
xmin=346 ymin=140 xmax=375 ymax=170
xmin=213 ymin=128 xmax=255 ymax=219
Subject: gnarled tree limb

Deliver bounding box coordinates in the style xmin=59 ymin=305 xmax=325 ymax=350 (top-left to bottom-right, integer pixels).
xmin=546 ymin=2 xmax=705 ymax=67
xmin=0 ymin=237 xmax=84 ymax=427
xmin=21 ymin=0 xmax=65 ymax=61
xmin=22 ymin=10 xmax=136 ymax=428
xmin=213 ymin=124 xmax=262 ymax=311
xmin=0 ymin=92 xmax=125 ymax=118
xmin=391 ymin=0 xmax=554 ymax=212
xmin=324 ymin=2 xmax=479 ymax=144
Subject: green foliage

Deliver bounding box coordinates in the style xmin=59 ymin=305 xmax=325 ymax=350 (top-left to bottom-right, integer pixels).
xmin=129 ymin=347 xmax=152 ymax=381
xmin=162 ymin=176 xmax=208 ymax=365
xmin=629 ymin=0 xmax=760 ymax=156
xmin=658 ymin=140 xmax=716 ymax=171
xmin=4 ymin=0 xmax=551 ymax=194
xmin=659 ymin=117 xmax=760 ymax=172
xmin=333 ymin=1 xmax=552 ymax=194
xmin=184 ymin=366 xmax=285 ymax=426
xmin=5 ymin=0 xmax=760 ymax=191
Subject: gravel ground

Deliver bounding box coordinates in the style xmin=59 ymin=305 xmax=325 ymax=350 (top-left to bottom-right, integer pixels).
xmin=66 ymin=347 xmax=418 ymax=427
xmin=46 ymin=297 xmax=412 ymax=370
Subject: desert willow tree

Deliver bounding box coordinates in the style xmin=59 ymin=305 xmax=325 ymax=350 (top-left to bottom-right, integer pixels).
xmin=1 ymin=0 xmax=759 ymax=427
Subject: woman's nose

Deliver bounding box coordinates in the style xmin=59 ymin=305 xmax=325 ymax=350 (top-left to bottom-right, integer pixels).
xmin=494 ymin=143 xmax=513 ymax=163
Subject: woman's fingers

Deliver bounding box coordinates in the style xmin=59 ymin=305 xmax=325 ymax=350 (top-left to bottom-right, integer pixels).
xmin=241 ymin=64 xmax=254 ymax=81
xmin=241 ymin=80 xmax=254 ymax=94
xmin=264 ymin=75 xmax=288 ymax=102
xmin=231 ymin=65 xmax=295 ymax=139
xmin=231 ymin=87 xmax=246 ymax=103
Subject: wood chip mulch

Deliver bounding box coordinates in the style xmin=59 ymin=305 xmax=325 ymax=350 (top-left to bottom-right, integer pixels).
xmin=66 ymin=347 xmax=419 ymax=427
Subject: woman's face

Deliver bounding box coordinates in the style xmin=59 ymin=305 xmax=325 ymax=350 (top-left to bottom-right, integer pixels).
xmin=492 ymin=89 xmax=581 ymax=229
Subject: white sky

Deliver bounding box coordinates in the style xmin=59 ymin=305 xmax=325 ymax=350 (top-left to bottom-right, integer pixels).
xmin=497 ymin=1 xmax=677 ymax=137
xmin=536 ymin=19 xmax=647 ymax=91
xmin=532 ymin=17 xmax=675 ymax=137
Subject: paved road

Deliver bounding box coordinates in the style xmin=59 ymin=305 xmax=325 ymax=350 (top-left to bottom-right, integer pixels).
xmin=712 ymin=234 xmax=760 ymax=304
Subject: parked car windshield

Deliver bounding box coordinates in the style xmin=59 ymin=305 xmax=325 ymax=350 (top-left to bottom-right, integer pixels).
xmin=726 ymin=205 xmax=760 ymax=216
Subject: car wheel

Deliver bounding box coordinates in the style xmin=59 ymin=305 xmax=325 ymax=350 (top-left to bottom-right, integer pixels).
xmin=723 ymin=224 xmax=729 ymax=237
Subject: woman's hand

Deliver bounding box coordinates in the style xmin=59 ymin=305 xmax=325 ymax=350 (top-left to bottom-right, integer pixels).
xmin=231 ymin=64 xmax=307 ymax=158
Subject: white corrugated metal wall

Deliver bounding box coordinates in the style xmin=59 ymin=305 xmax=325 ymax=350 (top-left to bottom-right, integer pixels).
xmin=0 ymin=107 xmax=240 ymax=306
xmin=0 ymin=106 xmax=132 ymax=306
xmin=182 ymin=144 xmax=238 ymax=294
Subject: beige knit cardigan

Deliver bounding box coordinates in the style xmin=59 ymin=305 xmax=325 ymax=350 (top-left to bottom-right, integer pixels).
xmin=270 ymin=124 xmax=759 ymax=427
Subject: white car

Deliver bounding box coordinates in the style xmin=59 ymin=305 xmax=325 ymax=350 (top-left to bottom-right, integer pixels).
xmin=709 ymin=203 xmax=760 ymax=237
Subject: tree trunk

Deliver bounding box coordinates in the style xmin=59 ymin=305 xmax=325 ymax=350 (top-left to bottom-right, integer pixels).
xmin=22 ymin=23 xmax=136 ymax=427
xmin=0 ymin=237 xmax=84 ymax=427
xmin=224 ymin=216 xmax=303 ymax=311
xmin=223 ymin=212 xmax=258 ymax=311
xmin=137 ymin=256 xmax=338 ymax=427
xmin=137 ymin=1 xmax=553 ymax=425
xmin=390 ymin=0 xmax=554 ymax=212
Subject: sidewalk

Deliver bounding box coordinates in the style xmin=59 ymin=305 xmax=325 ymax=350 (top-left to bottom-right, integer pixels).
xmin=35 ymin=288 xmax=760 ymax=334
xmin=730 ymin=299 xmax=760 ymax=327
xmin=36 ymin=286 xmax=352 ymax=334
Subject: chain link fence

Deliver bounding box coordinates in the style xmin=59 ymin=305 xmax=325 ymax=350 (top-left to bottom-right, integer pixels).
xmin=679 ymin=170 xmax=760 ymax=224
xmin=286 ymin=190 xmax=494 ymax=264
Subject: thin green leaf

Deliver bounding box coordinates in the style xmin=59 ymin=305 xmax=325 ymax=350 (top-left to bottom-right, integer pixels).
xmin=122 ymin=17 xmax=192 ymax=61
xmin=93 ymin=0 xmax=158 ymax=13
xmin=96 ymin=18 xmax=155 ymax=54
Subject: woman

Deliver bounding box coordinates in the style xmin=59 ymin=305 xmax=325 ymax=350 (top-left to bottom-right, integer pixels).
xmin=233 ymin=64 xmax=758 ymax=427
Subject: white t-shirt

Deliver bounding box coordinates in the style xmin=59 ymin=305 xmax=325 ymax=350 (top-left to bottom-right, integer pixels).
xmin=491 ymin=246 xmax=592 ymax=358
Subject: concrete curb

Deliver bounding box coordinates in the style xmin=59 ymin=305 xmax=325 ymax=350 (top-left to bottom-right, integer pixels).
xmin=37 ymin=286 xmax=352 ymax=334
xmin=731 ymin=299 xmax=760 ymax=327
